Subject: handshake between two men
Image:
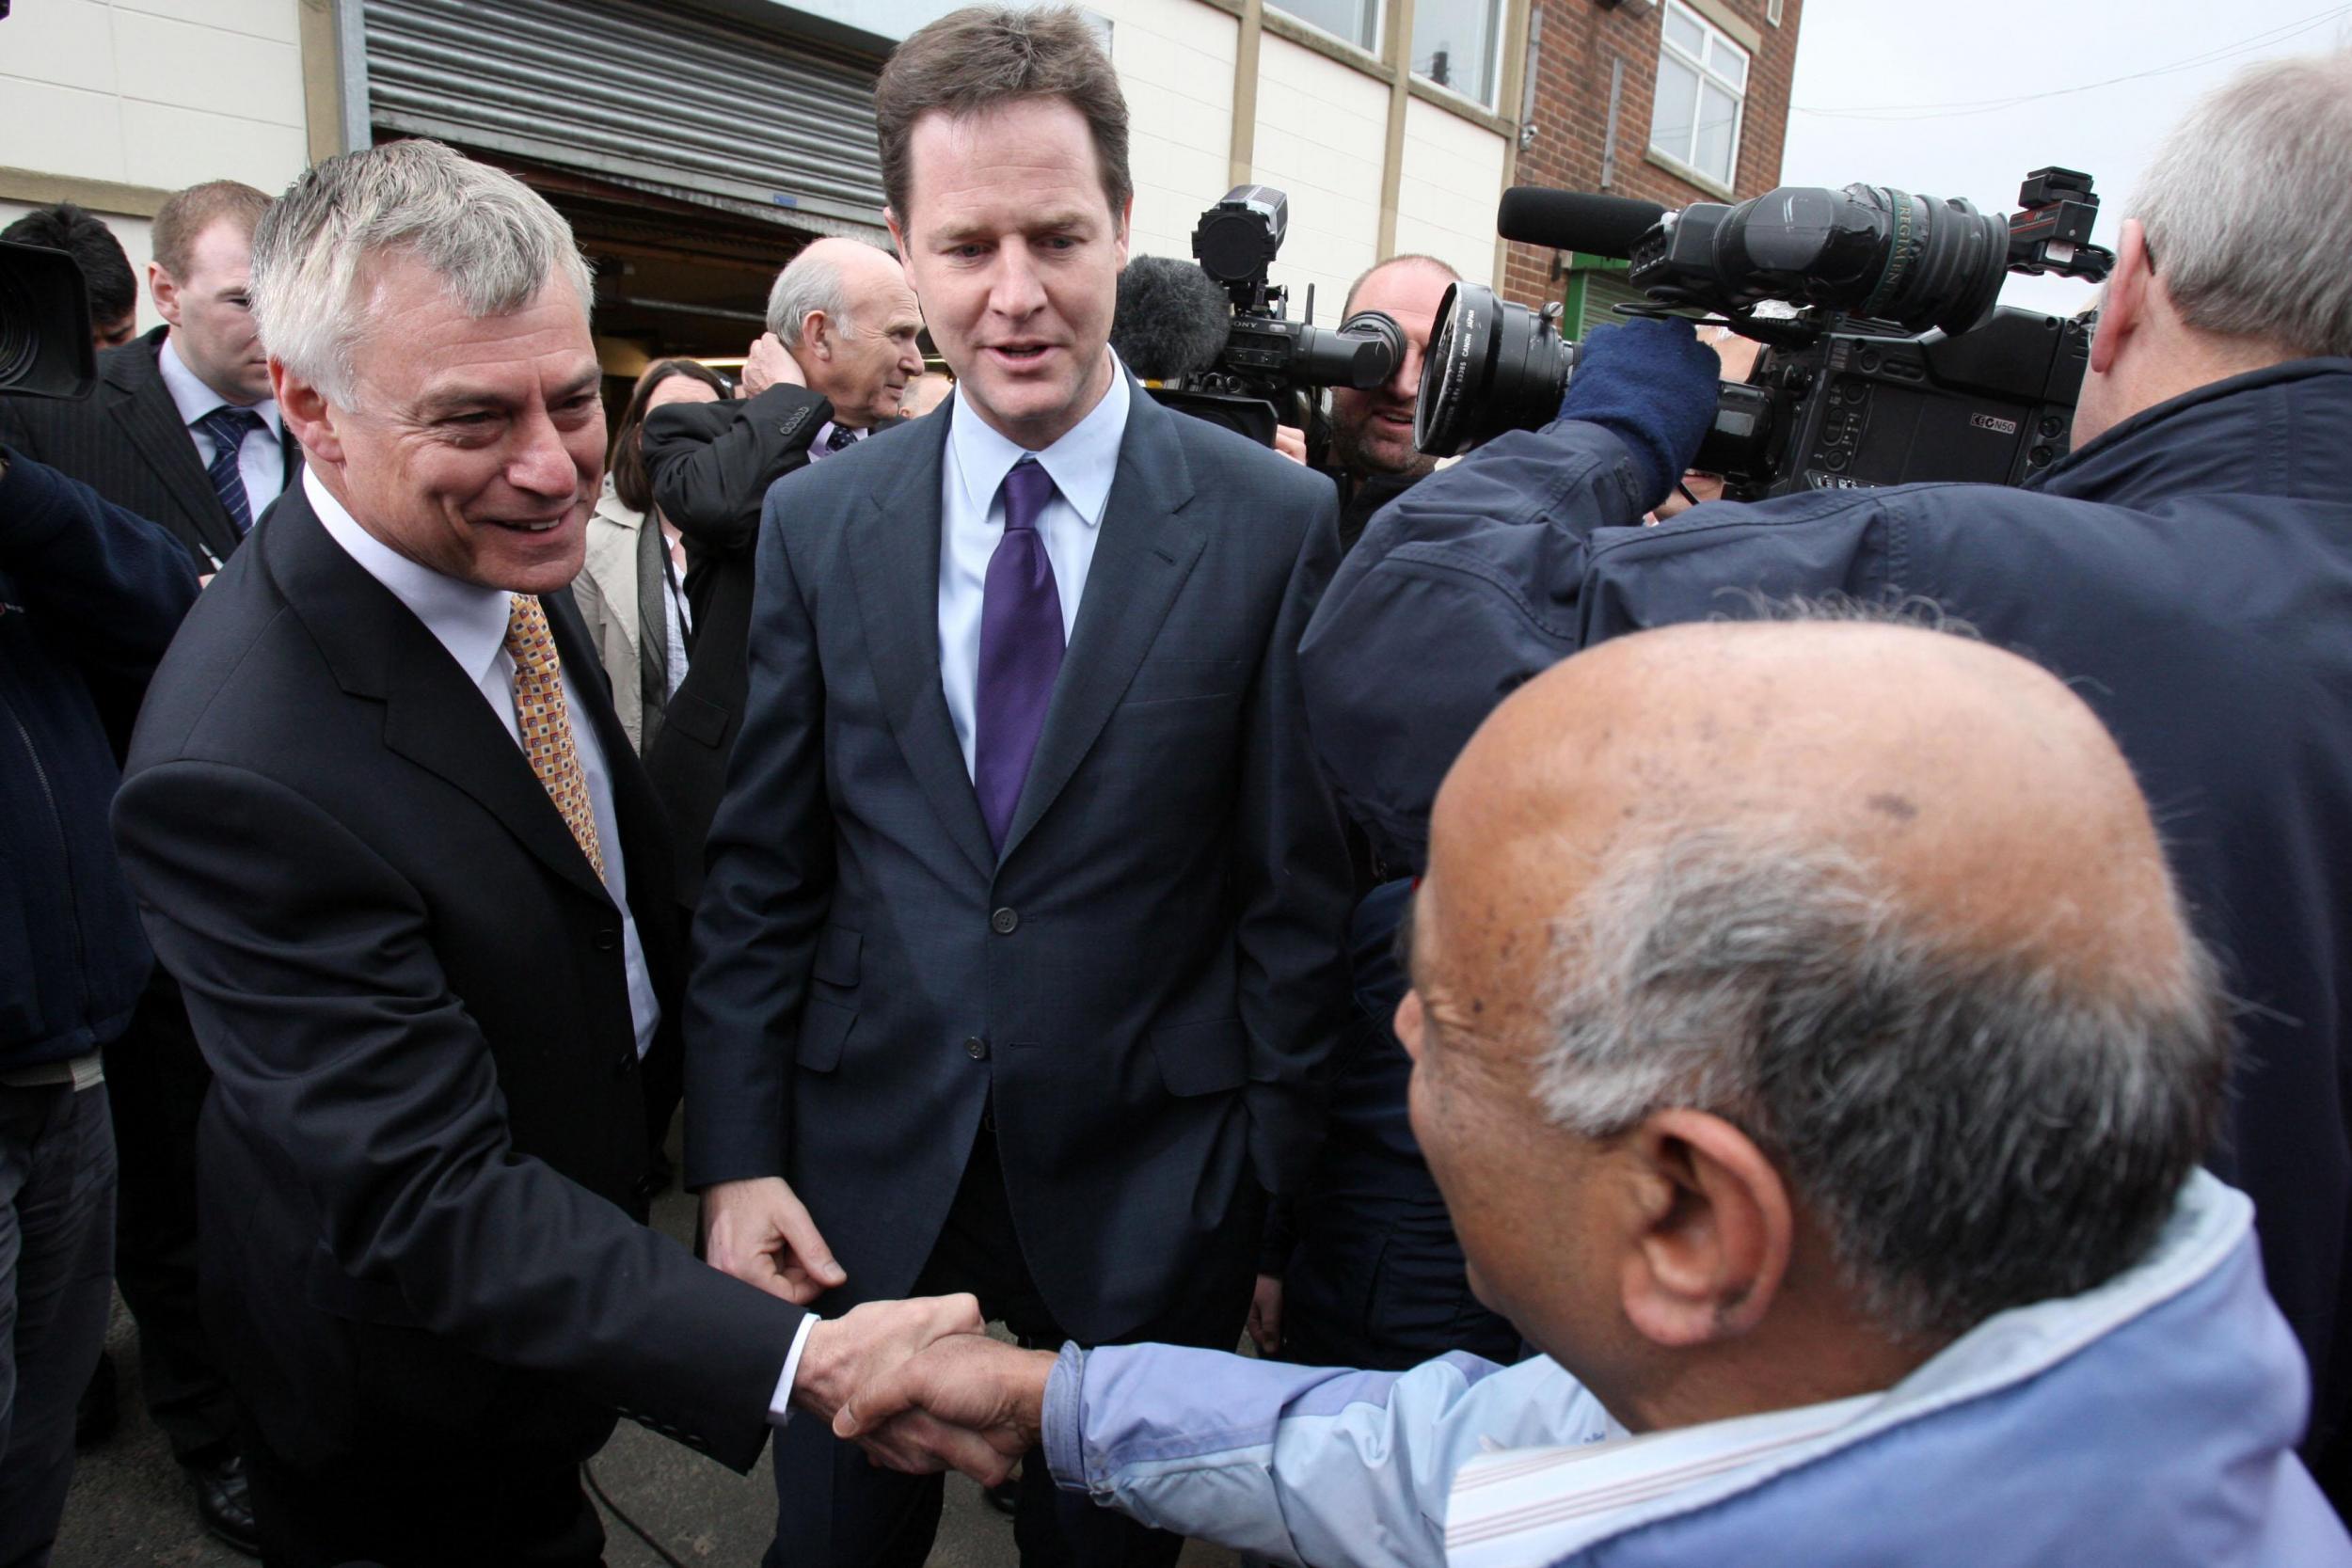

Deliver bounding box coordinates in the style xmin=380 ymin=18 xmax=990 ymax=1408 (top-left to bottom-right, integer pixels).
xmin=707 ymin=1175 xmax=1052 ymax=1491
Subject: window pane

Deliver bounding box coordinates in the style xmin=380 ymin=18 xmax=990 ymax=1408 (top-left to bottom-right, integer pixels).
xmin=1270 ymin=0 xmax=1377 ymax=51
xmin=1696 ymin=80 xmax=1739 ymax=182
xmin=1650 ymin=54 xmax=1700 ymax=163
xmin=1663 ymin=4 xmax=1706 ymax=57
xmin=1413 ymin=0 xmax=1503 ymax=104
xmin=1708 ymin=36 xmax=1749 ymax=88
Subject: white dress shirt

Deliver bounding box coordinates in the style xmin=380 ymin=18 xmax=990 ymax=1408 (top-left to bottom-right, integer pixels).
xmin=158 ymin=333 xmax=286 ymax=520
xmin=936 ymin=354 xmax=1132 ymax=777
xmin=305 ymin=468 xmax=659 ymax=1059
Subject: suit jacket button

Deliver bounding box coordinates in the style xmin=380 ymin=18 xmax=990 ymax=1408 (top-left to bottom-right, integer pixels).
xmin=990 ymin=908 xmax=1019 ymax=935
xmin=593 ymin=927 xmax=619 ymax=952
xmin=964 ymin=1037 xmax=989 ymax=1060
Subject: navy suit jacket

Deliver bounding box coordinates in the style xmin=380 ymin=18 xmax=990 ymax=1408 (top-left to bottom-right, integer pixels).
xmin=686 ymin=384 xmax=1354 ymax=1341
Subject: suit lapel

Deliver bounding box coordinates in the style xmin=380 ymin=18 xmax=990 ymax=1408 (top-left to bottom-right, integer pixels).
xmin=266 ymin=489 xmax=612 ymax=903
xmin=105 ymin=337 xmax=241 ymax=564
xmin=998 ymin=390 xmax=1204 ymax=863
xmin=847 ymin=408 xmax=998 ymax=882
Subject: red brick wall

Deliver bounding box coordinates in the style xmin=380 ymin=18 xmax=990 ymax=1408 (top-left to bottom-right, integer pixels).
xmin=1502 ymin=0 xmax=1804 ymax=307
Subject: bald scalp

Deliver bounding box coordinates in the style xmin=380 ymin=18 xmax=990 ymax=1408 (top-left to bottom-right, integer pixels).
xmin=1444 ymin=619 xmax=2185 ymax=997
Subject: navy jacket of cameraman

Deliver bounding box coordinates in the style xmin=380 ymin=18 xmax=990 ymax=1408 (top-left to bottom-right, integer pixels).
xmin=1298 ymin=356 xmax=2352 ymax=1497
xmin=0 ymin=447 xmax=199 ymax=1070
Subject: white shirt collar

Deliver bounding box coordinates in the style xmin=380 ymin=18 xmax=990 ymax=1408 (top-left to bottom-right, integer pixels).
xmin=305 ymin=467 xmax=512 ymax=687
xmin=948 ymin=349 xmax=1132 ymax=529
xmin=157 ymin=332 xmax=280 ymax=435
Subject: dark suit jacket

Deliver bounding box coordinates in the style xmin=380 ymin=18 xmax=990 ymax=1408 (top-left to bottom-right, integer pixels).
xmin=0 ymin=325 xmax=297 ymax=572
xmin=110 ymin=485 xmax=805 ymax=1476
xmin=641 ymin=382 xmax=832 ymax=903
xmin=686 ymin=385 xmax=1354 ymax=1343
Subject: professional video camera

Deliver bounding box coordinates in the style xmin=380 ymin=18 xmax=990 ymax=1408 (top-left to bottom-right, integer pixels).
xmin=1416 ymin=169 xmax=2114 ymax=499
xmin=0 ymin=240 xmax=98 ymax=401
xmin=1111 ymin=185 xmax=1405 ymax=446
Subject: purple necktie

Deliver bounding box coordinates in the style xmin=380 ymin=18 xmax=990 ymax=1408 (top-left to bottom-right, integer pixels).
xmin=975 ymin=457 xmax=1064 ymax=851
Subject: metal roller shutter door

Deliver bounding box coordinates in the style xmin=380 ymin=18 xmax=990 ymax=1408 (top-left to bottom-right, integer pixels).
xmin=362 ymin=0 xmax=888 ymax=240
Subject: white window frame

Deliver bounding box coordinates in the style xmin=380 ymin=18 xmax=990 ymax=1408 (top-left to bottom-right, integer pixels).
xmin=1411 ymin=0 xmax=1509 ymax=110
xmin=1267 ymin=0 xmax=1383 ymax=59
xmin=1648 ymin=0 xmax=1749 ymax=191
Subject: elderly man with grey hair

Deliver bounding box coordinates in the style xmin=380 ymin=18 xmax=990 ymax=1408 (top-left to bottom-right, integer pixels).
xmin=836 ymin=618 xmax=2352 ymax=1565
xmin=107 ymin=138 xmax=979 ymax=1567
xmin=1304 ymin=46 xmax=2352 ymax=1507
xmin=636 ymin=236 xmax=923 ymax=906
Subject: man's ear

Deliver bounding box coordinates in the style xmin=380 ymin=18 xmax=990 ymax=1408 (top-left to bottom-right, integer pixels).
xmin=2089 ymin=217 xmax=2153 ymax=377
xmin=1615 ymin=1108 xmax=1791 ymax=1348
xmin=272 ymin=359 xmax=342 ymax=467
xmin=149 ymin=262 xmax=183 ymax=328
xmin=803 ymin=310 xmax=835 ymax=363
xmin=886 ymin=207 xmax=914 ymax=273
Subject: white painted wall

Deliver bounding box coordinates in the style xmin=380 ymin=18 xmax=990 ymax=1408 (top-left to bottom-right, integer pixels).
xmin=1393 ymin=96 xmax=1507 ymax=288
xmin=1249 ymin=33 xmax=1388 ymax=325
xmin=0 ymin=0 xmax=310 ymax=197
xmin=1090 ymin=0 xmax=1240 ymax=268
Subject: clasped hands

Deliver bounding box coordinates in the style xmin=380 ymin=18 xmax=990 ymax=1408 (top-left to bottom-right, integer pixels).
xmin=705 ymin=1177 xmax=1057 ymax=1486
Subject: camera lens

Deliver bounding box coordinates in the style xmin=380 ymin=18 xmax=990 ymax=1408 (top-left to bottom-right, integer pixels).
xmin=1414 ymin=281 xmax=1575 ymax=457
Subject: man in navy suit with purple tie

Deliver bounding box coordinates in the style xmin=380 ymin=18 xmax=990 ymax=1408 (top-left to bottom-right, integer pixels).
xmin=685 ymin=8 xmax=1354 ymax=1567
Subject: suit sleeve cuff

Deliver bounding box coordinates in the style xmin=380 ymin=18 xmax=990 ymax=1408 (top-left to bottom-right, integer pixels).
xmin=766 ymin=1312 xmax=821 ymax=1428
xmin=1043 ymin=1342 xmax=1091 ymax=1491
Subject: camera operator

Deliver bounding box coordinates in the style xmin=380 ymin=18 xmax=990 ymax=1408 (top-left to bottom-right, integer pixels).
xmin=0 ymin=437 xmax=200 ymax=1558
xmin=1318 ymin=255 xmax=1457 ymax=549
xmin=1302 ymin=48 xmax=2352 ymax=1508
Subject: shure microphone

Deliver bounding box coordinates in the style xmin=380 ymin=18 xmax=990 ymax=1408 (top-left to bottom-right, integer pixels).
xmin=1496 ymin=188 xmax=1669 ymax=259
xmin=1111 ymin=256 xmax=1233 ymax=381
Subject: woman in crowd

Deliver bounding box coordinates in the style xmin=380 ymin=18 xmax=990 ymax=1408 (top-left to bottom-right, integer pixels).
xmin=577 ymin=357 xmax=730 ymax=752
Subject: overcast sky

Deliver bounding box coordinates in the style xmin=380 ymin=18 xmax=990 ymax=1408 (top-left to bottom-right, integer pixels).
xmin=1778 ymin=0 xmax=2352 ymax=313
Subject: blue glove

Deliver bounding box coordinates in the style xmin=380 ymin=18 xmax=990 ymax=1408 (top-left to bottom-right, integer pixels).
xmin=1557 ymin=317 xmax=1724 ymax=510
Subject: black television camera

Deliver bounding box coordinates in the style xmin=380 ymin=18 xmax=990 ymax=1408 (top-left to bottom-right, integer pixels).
xmin=1416 ymin=169 xmax=2114 ymax=499
xmin=1116 ymin=186 xmax=1406 ymax=447
xmin=0 ymin=240 xmax=99 ymax=401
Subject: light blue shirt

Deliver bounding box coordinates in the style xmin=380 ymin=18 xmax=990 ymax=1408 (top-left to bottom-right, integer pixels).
xmin=157 ymin=333 xmax=285 ymax=523
xmin=304 ymin=468 xmax=660 ymax=1061
xmin=937 ymin=353 xmax=1133 ymax=779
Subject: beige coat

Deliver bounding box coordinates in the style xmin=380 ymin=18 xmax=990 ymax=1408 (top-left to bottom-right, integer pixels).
xmin=572 ymin=477 xmax=672 ymax=753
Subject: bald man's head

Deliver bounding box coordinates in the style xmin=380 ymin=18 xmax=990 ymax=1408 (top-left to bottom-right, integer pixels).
xmin=765 ymin=238 xmax=926 ymax=427
xmin=1398 ymin=619 xmax=2228 ymax=1428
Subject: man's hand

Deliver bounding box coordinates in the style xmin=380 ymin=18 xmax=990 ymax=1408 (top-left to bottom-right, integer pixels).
xmin=791 ymin=1294 xmax=985 ymax=1422
xmin=701 ymin=1176 xmax=845 ymax=1304
xmin=833 ymin=1333 xmax=1057 ymax=1485
xmin=740 ymin=331 xmax=807 ymax=397
xmin=1248 ymin=1273 xmax=1283 ymax=1354
xmin=1273 ymin=424 xmax=1310 ymax=466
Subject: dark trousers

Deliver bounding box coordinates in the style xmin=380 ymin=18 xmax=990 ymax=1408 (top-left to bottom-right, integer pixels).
xmin=767 ymin=1128 xmax=1259 ymax=1568
xmin=103 ymin=973 xmax=239 ymax=1464
xmin=0 ymin=1080 xmax=116 ymax=1568
xmin=242 ymin=1420 xmax=604 ymax=1568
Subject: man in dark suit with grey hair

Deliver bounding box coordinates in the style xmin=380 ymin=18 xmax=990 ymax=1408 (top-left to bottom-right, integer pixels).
xmin=687 ymin=8 xmax=1354 ymax=1567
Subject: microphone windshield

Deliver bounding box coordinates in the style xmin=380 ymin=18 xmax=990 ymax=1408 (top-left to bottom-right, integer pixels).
xmin=1112 ymin=257 xmax=1232 ymax=381
xmin=1496 ymin=188 xmax=1668 ymax=259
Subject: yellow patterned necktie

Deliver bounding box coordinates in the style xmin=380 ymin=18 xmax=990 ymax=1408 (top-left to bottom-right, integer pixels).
xmin=503 ymin=594 xmax=607 ymax=880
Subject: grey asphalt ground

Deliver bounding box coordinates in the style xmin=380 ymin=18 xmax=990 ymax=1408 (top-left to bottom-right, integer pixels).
xmin=54 ymin=1130 xmax=1245 ymax=1568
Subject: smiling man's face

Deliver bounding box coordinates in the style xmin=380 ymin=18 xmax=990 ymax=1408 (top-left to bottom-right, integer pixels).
xmin=1329 ymin=260 xmax=1452 ymax=480
xmin=288 ymin=253 xmax=604 ymax=594
xmin=890 ymin=96 xmax=1130 ymax=451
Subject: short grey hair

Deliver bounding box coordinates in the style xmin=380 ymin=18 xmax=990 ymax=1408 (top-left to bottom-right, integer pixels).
xmin=765 ymin=245 xmax=858 ymax=347
xmin=1534 ymin=828 xmax=2230 ymax=1339
xmin=250 ymin=138 xmax=596 ymax=405
xmin=2131 ymin=49 xmax=2352 ymax=358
